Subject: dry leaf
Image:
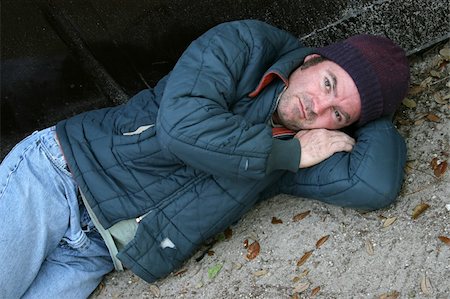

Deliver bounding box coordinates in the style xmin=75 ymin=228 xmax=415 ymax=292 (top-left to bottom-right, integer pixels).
xmin=253 ymin=269 xmax=268 ymax=277
xmin=412 ymin=203 xmax=430 ymax=219
xmin=224 ymin=227 xmax=233 ymax=239
xmin=414 ymin=112 xmax=428 ymax=121
xmin=414 ymin=119 xmax=425 ymax=126
xmin=291 ymin=269 xmax=309 ymax=283
xmin=434 ymin=161 xmax=448 ymax=177
xmin=248 ymin=231 xmax=259 ymax=241
xmin=311 ymin=286 xmax=321 ymax=297
xmin=149 ymin=284 xmax=161 ymax=297
xmin=365 ymin=239 xmax=374 ymax=255
xmin=439 ymin=47 xmax=450 ymax=60
xmin=420 ymin=274 xmax=432 ymax=294
xmin=434 ymin=93 xmax=448 ymax=104
xmin=195 ymin=282 xmax=203 ymax=289
xmin=207 ymin=250 xmax=215 ymax=256
xmin=430 ymin=157 xmax=448 ymax=177
xmin=430 ymin=70 xmax=441 ymax=78
xmin=408 ymin=85 xmax=425 ymax=96
xmin=396 ymin=118 xmax=411 ymax=125
xmin=174 ymin=268 xmax=188 ymax=276
xmin=438 ymin=236 xmax=450 ymax=246
xmin=315 ymin=235 xmax=330 ymax=249
xmin=420 ymin=76 xmax=433 ymax=87
xmin=426 ymin=113 xmax=440 ymax=122
xmin=271 ymin=216 xmax=283 ymax=224
xmin=246 ymin=241 xmax=260 ymax=260
xmin=438 ymin=59 xmax=449 ymax=69
xmin=434 ymin=96 xmax=446 ymax=105
xmin=430 ymin=157 xmax=439 ymax=169
xmin=383 ymin=217 xmax=397 ymax=228
xmin=405 ymin=160 xmax=417 ymax=174
xmin=96 ymin=281 xmax=105 ymax=292
xmin=243 ymin=239 xmax=249 ymax=248
xmin=379 ymin=290 xmax=400 ymax=299
xmin=402 ymin=98 xmax=416 ymax=108
xmin=291 ymin=293 xmax=300 ymax=299
xmin=293 ymin=210 xmax=311 ymax=222
xmin=297 ymin=269 xmax=310 ymax=280
xmin=297 ymin=250 xmax=313 ymax=267
xmin=405 ymin=160 xmax=417 ymax=167
xmin=293 ymin=281 xmax=310 ymax=293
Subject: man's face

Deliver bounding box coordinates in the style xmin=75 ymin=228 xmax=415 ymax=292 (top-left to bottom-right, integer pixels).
xmin=276 ymin=56 xmax=361 ymax=131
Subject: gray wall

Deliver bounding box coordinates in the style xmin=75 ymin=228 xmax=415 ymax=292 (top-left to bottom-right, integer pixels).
xmin=1 ymin=0 xmax=449 ymax=155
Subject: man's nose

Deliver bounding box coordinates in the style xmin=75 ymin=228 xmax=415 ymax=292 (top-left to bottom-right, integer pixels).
xmin=313 ymin=95 xmax=330 ymax=115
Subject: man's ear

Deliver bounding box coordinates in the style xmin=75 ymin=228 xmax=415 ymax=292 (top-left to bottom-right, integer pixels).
xmin=304 ymin=54 xmax=321 ymax=62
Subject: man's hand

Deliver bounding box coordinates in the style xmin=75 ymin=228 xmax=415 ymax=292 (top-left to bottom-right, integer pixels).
xmin=294 ymin=129 xmax=355 ymax=168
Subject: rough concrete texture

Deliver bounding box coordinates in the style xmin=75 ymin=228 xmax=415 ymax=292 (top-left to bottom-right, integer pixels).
xmin=39 ymin=0 xmax=450 ymax=57
xmin=90 ymin=41 xmax=450 ymax=298
xmin=299 ymin=0 xmax=450 ymax=54
xmin=56 ymin=0 xmax=450 ymax=92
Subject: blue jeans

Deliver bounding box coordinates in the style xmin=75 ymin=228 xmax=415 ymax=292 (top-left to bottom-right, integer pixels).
xmin=0 ymin=127 xmax=114 ymax=298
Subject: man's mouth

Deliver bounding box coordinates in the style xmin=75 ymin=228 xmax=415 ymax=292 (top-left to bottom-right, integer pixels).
xmin=298 ymin=97 xmax=306 ymax=119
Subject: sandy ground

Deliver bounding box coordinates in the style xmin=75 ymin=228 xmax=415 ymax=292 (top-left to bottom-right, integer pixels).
xmin=3 ymin=38 xmax=444 ymax=299
xmin=89 ymin=40 xmax=450 ymax=299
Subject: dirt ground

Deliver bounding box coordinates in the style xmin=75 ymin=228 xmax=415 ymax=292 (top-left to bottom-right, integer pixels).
xmin=90 ymin=40 xmax=450 ymax=299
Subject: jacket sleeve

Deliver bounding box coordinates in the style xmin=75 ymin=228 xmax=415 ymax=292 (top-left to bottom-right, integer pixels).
xmin=156 ymin=20 xmax=302 ymax=180
xmin=277 ymin=117 xmax=407 ymax=211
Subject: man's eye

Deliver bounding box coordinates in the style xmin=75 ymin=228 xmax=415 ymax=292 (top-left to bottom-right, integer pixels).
xmin=334 ymin=109 xmax=342 ymax=121
xmin=324 ymin=78 xmax=331 ymax=91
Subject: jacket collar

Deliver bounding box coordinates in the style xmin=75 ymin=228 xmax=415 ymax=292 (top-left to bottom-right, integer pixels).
xmin=248 ymin=47 xmax=315 ymax=98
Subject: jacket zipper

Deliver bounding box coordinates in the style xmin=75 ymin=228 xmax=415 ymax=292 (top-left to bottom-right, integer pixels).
xmin=136 ymin=211 xmax=152 ymax=223
xmin=265 ymin=85 xmax=286 ymax=124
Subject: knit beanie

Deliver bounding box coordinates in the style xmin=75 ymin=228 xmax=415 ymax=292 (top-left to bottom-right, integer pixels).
xmin=315 ymin=34 xmax=410 ymax=126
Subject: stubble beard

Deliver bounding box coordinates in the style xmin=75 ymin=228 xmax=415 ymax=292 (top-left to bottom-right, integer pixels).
xmin=277 ymin=93 xmax=317 ymax=131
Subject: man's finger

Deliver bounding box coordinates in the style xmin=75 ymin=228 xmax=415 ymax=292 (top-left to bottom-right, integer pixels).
xmin=328 ymin=136 xmax=355 ymax=152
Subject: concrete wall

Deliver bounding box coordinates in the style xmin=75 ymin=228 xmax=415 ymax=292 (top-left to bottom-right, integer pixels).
xmin=1 ymin=0 xmax=449 ymax=153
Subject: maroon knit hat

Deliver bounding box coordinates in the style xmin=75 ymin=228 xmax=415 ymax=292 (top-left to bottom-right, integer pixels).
xmin=315 ymin=34 xmax=410 ymax=126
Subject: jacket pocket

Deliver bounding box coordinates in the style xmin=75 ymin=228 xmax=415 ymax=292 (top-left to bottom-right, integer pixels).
xmin=113 ymin=123 xmax=160 ymax=162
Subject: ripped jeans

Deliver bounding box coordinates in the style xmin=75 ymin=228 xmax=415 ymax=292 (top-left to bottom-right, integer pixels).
xmin=0 ymin=127 xmax=113 ymax=298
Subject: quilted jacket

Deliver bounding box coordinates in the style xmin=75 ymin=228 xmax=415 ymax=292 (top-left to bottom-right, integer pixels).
xmin=56 ymin=20 xmax=406 ymax=282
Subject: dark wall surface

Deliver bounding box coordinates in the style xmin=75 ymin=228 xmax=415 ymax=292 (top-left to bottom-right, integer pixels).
xmin=1 ymin=0 xmax=449 ymax=157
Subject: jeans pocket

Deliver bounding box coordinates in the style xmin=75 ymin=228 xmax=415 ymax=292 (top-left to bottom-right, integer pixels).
xmin=39 ymin=127 xmax=72 ymax=178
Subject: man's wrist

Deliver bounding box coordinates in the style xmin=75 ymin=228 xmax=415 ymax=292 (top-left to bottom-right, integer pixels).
xmin=266 ymin=138 xmax=300 ymax=174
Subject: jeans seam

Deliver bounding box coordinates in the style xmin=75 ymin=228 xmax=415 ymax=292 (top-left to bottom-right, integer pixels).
xmin=39 ymin=131 xmax=72 ymax=178
xmin=0 ymin=141 xmax=36 ymax=200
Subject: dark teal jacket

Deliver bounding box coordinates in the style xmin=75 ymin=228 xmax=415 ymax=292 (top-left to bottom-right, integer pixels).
xmin=56 ymin=20 xmax=406 ymax=282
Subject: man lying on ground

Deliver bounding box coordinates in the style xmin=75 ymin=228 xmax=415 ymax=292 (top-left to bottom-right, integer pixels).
xmin=0 ymin=19 xmax=409 ymax=298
